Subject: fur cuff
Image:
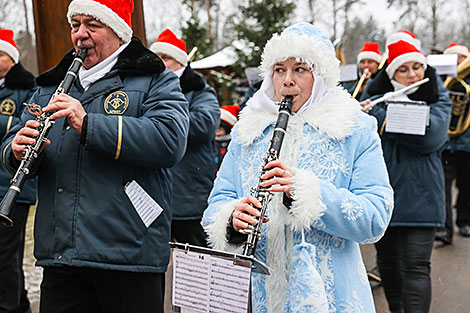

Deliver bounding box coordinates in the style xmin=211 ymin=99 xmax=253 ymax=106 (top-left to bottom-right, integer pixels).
xmin=288 ymin=169 xmax=325 ymax=231
xmin=204 ymin=199 xmax=244 ymax=253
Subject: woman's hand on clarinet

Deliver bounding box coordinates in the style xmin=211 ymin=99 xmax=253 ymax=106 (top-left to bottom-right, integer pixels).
xmin=232 ymin=196 xmax=265 ymax=233
xmin=360 ymin=99 xmax=372 ymax=113
xmin=11 ymin=120 xmax=51 ymax=161
xmin=260 ymin=160 xmax=295 ymax=199
xmin=43 ymin=93 xmax=86 ymax=133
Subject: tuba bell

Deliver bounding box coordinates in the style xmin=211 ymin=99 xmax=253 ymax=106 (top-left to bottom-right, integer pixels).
xmin=444 ymin=56 xmax=470 ymax=138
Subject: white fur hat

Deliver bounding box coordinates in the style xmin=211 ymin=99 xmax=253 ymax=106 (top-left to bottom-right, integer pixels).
xmin=260 ymin=22 xmax=340 ymax=88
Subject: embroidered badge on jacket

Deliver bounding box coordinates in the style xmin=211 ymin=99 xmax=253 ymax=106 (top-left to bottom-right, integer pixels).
xmin=104 ymin=91 xmax=129 ymax=115
xmin=0 ymin=99 xmax=15 ymax=115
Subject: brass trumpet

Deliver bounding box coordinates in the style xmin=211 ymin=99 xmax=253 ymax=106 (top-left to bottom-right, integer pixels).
xmin=444 ymin=56 xmax=470 ymax=138
xmin=352 ymin=68 xmax=369 ymax=99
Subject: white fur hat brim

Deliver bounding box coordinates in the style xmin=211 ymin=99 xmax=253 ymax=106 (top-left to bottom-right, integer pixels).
xmin=386 ymin=52 xmax=427 ymax=79
xmin=67 ymin=0 xmax=133 ymax=43
xmin=260 ymin=31 xmax=340 ymax=88
xmin=0 ymin=41 xmax=19 ymax=63
xmin=444 ymin=45 xmax=469 ymax=57
xmin=149 ymin=42 xmax=188 ymax=67
xmin=357 ymin=51 xmax=382 ymax=64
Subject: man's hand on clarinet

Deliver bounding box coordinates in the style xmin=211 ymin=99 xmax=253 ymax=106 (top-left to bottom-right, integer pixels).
xmin=43 ymin=93 xmax=86 ymax=133
xmin=11 ymin=120 xmax=51 ymax=161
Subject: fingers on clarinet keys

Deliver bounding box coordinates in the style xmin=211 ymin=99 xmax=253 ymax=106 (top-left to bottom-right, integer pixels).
xmin=239 ymin=225 xmax=255 ymax=235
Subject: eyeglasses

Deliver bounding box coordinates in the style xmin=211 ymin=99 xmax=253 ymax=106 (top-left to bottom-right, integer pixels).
xmin=395 ymin=63 xmax=424 ymax=75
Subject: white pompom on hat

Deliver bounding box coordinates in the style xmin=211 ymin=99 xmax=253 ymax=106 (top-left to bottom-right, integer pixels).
xmin=67 ymin=0 xmax=134 ymax=43
xmin=386 ymin=40 xmax=427 ymax=80
xmin=260 ymin=22 xmax=339 ymax=88
xmin=444 ymin=42 xmax=469 ymax=58
xmin=149 ymin=29 xmax=188 ymax=67
xmin=0 ymin=29 xmax=19 ymax=63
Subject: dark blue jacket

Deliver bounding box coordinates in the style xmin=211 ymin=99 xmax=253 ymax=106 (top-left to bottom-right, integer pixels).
xmin=0 ymin=62 xmax=37 ymax=205
xmin=362 ymin=66 xmax=452 ymax=227
xmin=1 ymin=38 xmax=189 ymax=272
xmin=445 ymin=75 xmax=470 ymax=152
xmin=171 ymin=67 xmax=219 ymax=220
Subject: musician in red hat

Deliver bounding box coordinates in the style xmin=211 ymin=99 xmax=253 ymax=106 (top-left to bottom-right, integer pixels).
xmin=360 ymin=40 xmax=452 ymax=313
xmin=0 ymin=28 xmax=36 ymax=313
xmin=150 ymin=28 xmax=220 ymax=248
xmin=1 ymin=1 xmax=189 ymax=312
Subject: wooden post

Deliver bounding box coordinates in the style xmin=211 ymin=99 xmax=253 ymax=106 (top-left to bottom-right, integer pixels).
xmin=32 ymin=0 xmax=147 ymax=74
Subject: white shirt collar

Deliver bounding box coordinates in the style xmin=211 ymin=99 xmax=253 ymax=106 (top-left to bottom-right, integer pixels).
xmin=78 ymin=42 xmax=130 ymax=91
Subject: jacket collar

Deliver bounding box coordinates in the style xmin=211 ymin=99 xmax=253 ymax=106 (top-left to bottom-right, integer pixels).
xmin=180 ymin=65 xmax=205 ymax=93
xmin=235 ymin=87 xmax=359 ymax=145
xmin=366 ymin=65 xmax=439 ymax=104
xmin=36 ymin=37 xmax=165 ymax=87
xmin=4 ymin=62 xmax=35 ymax=89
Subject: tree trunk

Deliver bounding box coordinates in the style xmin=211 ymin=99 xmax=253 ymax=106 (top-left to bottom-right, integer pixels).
xmin=206 ymin=0 xmax=211 ymax=40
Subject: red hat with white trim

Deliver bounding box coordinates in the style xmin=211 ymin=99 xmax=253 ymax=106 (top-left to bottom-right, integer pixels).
xmin=386 ymin=40 xmax=427 ymax=79
xmin=357 ymin=42 xmax=381 ymax=64
xmin=220 ymin=105 xmax=240 ymax=127
xmin=0 ymin=29 xmax=19 ymax=63
xmin=67 ymin=0 xmax=134 ymax=43
xmin=444 ymin=42 xmax=469 ymax=58
xmin=385 ymin=30 xmax=421 ymax=54
xmin=150 ymin=29 xmax=188 ymax=67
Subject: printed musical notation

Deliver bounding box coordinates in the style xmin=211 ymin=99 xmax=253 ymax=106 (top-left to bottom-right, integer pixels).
xmin=385 ymin=102 xmax=430 ymax=136
xmin=173 ymin=250 xmax=252 ymax=313
xmin=124 ymin=180 xmax=163 ymax=227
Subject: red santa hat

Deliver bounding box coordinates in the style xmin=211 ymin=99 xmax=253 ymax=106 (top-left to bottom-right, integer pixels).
xmin=444 ymin=42 xmax=469 ymax=58
xmin=220 ymin=105 xmax=240 ymax=127
xmin=385 ymin=30 xmax=421 ymax=54
xmin=67 ymin=0 xmax=134 ymax=43
xmin=357 ymin=42 xmax=382 ymax=64
xmin=386 ymin=40 xmax=427 ymax=79
xmin=0 ymin=29 xmax=19 ymax=63
xmin=149 ymin=29 xmax=188 ymax=67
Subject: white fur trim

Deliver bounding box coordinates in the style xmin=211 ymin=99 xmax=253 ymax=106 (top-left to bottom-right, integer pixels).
xmin=288 ymin=168 xmax=325 ymax=231
xmin=220 ymin=109 xmax=237 ymax=127
xmin=260 ymin=32 xmax=340 ymax=88
xmin=0 ymin=41 xmax=19 ymax=63
xmin=67 ymin=0 xmax=133 ymax=43
xmin=357 ymin=51 xmax=381 ymax=64
xmin=149 ymin=42 xmax=188 ymax=67
xmin=444 ymin=45 xmax=469 ymax=57
xmin=204 ymin=199 xmax=244 ymax=253
xmin=386 ymin=52 xmax=427 ymax=79
xmin=236 ymin=87 xmax=359 ymax=145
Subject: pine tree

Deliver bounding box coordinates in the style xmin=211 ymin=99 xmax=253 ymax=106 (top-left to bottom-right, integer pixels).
xmin=180 ymin=0 xmax=214 ymax=60
xmin=229 ymin=0 xmax=296 ymax=74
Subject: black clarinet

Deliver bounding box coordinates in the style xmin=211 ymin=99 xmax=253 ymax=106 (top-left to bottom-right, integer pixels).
xmin=0 ymin=49 xmax=87 ymax=227
xmin=242 ymin=96 xmax=293 ymax=256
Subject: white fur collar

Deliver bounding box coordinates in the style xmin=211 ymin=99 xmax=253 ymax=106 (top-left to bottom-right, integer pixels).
xmin=236 ymin=87 xmax=360 ymax=145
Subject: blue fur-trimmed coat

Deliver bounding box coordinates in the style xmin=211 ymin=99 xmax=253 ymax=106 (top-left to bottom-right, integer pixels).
xmin=202 ymin=87 xmax=394 ymax=312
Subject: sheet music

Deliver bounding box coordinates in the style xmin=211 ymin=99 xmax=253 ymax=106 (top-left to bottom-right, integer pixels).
xmin=385 ymin=103 xmax=430 ymax=135
xmin=172 ymin=250 xmax=252 ymax=313
xmin=124 ymin=180 xmax=163 ymax=228
xmin=173 ymin=250 xmax=210 ymax=312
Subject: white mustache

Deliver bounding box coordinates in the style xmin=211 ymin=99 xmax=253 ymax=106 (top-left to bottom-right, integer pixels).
xmin=77 ymin=40 xmax=94 ymax=49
